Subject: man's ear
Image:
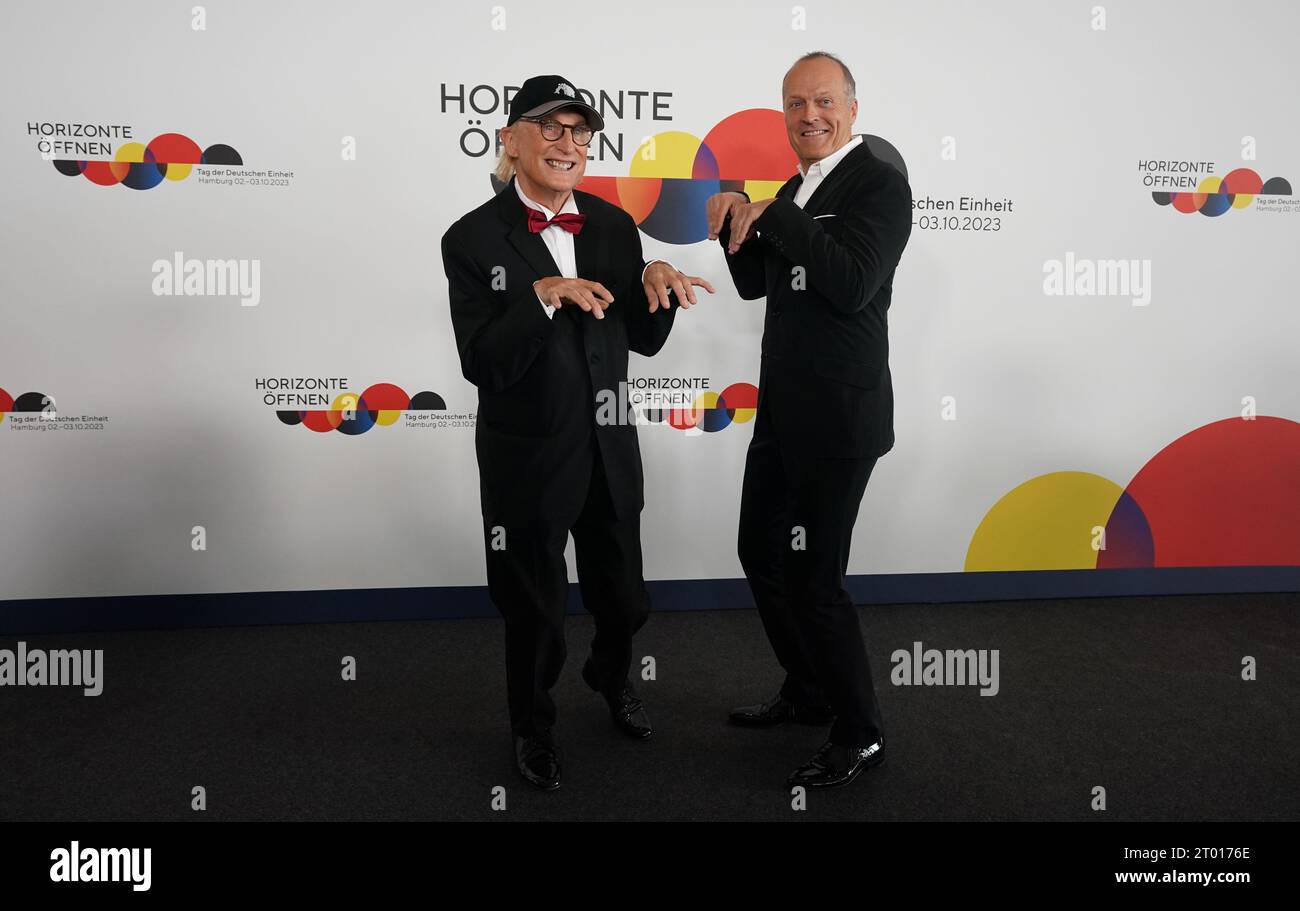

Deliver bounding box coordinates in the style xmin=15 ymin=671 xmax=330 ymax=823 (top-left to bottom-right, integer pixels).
xmin=499 ymin=126 xmax=514 ymax=156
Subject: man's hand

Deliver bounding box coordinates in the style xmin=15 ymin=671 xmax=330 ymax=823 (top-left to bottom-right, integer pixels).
xmin=706 ymin=192 xmax=775 ymax=253
xmin=533 ymin=276 xmax=614 ymax=319
xmin=705 ymin=191 xmax=747 ymax=240
xmin=643 ymin=261 xmax=716 ymax=313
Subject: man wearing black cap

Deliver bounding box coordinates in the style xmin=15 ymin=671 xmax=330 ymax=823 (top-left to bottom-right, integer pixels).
xmin=441 ymin=74 xmax=714 ymax=790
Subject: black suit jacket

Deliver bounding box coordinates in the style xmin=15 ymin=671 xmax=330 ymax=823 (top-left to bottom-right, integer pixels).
xmin=441 ymin=178 xmax=677 ymax=528
xmin=720 ymin=139 xmax=912 ymax=459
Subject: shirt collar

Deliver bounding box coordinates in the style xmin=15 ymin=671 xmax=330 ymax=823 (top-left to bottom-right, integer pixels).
xmin=514 ymin=177 xmax=579 ymax=219
xmin=796 ymin=134 xmax=864 ymax=179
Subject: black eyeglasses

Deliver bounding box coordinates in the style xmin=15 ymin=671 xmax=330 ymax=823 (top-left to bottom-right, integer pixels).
xmin=520 ymin=117 xmax=595 ymax=146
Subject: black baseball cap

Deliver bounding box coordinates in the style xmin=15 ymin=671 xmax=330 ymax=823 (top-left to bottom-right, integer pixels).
xmin=507 ymin=74 xmax=605 ymax=132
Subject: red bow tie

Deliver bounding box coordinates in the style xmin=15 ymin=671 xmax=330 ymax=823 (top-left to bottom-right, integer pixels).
xmin=526 ymin=207 xmax=586 ymax=235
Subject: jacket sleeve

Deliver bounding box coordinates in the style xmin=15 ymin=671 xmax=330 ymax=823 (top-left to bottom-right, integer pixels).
xmin=717 ymin=189 xmax=767 ymax=301
xmin=752 ymin=167 xmax=912 ymax=314
xmin=441 ymin=223 xmax=555 ymax=393
xmin=624 ymin=216 xmax=677 ymax=357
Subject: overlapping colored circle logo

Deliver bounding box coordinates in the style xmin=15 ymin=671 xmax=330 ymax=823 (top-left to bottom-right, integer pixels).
xmin=0 ymin=387 xmax=54 ymax=424
xmin=967 ymin=416 xmax=1300 ymax=569
xmin=276 ymin=383 xmax=446 ymax=435
xmin=576 ymin=109 xmax=796 ymax=244
xmin=52 ymin=132 xmax=242 ymax=190
xmin=641 ymin=382 xmax=758 ymax=433
xmin=1152 ymin=168 xmax=1292 ymax=216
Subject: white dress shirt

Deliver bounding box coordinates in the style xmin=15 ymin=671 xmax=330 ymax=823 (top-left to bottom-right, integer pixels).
xmin=515 ymin=179 xmax=669 ymax=317
xmin=792 ymin=134 xmax=863 ymax=210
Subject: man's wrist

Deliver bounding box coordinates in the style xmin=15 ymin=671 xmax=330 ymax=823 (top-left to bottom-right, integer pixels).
xmin=641 ymin=259 xmax=674 ymax=283
xmin=533 ymin=279 xmax=556 ymax=319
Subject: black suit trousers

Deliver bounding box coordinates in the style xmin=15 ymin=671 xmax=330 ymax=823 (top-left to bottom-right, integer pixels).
xmin=737 ymin=401 xmax=885 ymax=746
xmin=484 ymin=436 xmax=649 ymax=737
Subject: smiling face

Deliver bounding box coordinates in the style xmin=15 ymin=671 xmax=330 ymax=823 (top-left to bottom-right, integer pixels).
xmin=500 ymin=107 xmax=588 ymax=209
xmin=782 ymin=56 xmax=858 ymax=170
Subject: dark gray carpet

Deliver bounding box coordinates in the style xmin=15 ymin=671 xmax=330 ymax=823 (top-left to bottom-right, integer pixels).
xmin=1 ymin=592 xmax=1296 ymax=820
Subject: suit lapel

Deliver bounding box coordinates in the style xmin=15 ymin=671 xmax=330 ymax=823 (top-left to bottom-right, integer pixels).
xmin=496 ymin=179 xmax=600 ymax=331
xmin=799 ymin=138 xmax=872 ymax=217
xmin=499 ymin=178 xmax=604 ymax=291
xmin=572 ymin=192 xmax=597 ymax=287
xmin=499 ymin=178 xmax=563 ymax=280
xmin=571 ymin=194 xmax=605 ymax=337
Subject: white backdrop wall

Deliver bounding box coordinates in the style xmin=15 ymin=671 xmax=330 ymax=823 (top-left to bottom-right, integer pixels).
xmin=3 ymin=0 xmax=1298 ymax=609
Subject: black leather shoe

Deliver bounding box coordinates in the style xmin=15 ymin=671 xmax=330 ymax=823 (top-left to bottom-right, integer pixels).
xmin=729 ymin=692 xmax=835 ymax=727
xmin=513 ymin=732 xmax=561 ymax=790
xmin=582 ymin=660 xmax=653 ymax=739
xmin=786 ymin=737 xmax=885 ymax=789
